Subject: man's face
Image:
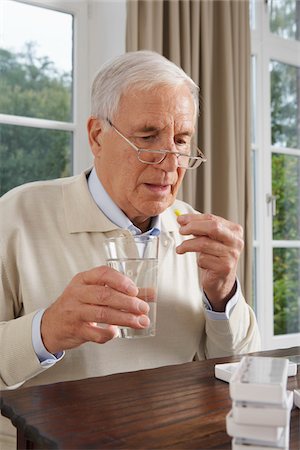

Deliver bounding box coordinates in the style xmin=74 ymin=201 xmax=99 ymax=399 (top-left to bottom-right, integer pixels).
xmin=88 ymin=84 xmax=196 ymax=230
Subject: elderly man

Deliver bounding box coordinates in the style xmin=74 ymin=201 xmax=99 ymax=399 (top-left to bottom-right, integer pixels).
xmin=0 ymin=51 xmax=260 ymax=448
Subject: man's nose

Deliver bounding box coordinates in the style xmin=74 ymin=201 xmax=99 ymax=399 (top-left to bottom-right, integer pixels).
xmin=154 ymin=137 xmax=179 ymax=171
xmin=156 ymin=150 xmax=179 ymax=172
xmin=154 ymin=135 xmax=178 ymax=172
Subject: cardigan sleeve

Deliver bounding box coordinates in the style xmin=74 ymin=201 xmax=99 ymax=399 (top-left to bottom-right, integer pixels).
xmin=203 ymin=291 xmax=261 ymax=359
xmin=0 ymin=238 xmax=50 ymax=389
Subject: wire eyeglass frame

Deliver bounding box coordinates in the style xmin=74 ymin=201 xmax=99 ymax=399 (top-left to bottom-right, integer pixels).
xmin=107 ymin=119 xmax=207 ymax=170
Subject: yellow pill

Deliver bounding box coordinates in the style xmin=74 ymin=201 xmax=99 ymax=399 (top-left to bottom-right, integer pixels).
xmin=174 ymin=209 xmax=182 ymax=217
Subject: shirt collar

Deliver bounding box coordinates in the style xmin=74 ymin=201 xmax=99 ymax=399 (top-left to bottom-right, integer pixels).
xmin=87 ymin=167 xmax=160 ymax=236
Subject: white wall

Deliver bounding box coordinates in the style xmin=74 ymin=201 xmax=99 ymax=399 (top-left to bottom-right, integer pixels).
xmin=87 ymin=0 xmax=126 ymax=87
xmin=78 ymin=0 xmax=127 ymax=171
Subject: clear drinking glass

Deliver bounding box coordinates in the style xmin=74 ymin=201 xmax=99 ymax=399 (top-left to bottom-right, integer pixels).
xmin=104 ymin=235 xmax=159 ymax=338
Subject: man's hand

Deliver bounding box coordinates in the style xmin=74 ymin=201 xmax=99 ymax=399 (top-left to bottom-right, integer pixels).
xmin=176 ymin=213 xmax=244 ymax=311
xmin=41 ymin=266 xmax=150 ymax=354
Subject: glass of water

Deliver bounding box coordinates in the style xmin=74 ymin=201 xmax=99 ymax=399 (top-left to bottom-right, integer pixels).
xmin=104 ymin=235 xmax=159 ymax=338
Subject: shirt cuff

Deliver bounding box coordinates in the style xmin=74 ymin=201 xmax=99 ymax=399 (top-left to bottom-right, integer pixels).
xmin=32 ymin=309 xmax=65 ymax=367
xmin=202 ymin=279 xmax=240 ymax=320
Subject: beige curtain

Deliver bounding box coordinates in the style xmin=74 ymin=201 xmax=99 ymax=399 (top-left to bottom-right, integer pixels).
xmin=126 ymin=0 xmax=253 ymax=303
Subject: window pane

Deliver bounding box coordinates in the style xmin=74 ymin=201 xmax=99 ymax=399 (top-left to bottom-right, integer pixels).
xmin=251 ymin=56 xmax=257 ymax=145
xmin=252 ymin=150 xmax=258 ymax=240
xmin=273 ymin=247 xmax=300 ymax=335
xmin=270 ymin=61 xmax=300 ymax=149
xmin=272 ymin=154 xmax=300 ymax=240
xmin=0 ymin=124 xmax=72 ymax=196
xmin=0 ymin=0 xmax=73 ymax=121
xmin=269 ymin=0 xmax=300 ymax=41
xmin=249 ymin=0 xmax=256 ymax=31
xmin=252 ymin=247 xmax=257 ymax=313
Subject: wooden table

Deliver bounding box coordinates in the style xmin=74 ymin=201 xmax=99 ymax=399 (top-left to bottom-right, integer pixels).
xmin=1 ymin=347 xmax=299 ymax=449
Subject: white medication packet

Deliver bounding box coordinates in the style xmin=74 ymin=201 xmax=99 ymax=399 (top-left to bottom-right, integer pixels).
xmin=215 ymin=360 xmax=296 ymax=383
xmin=231 ymin=425 xmax=289 ymax=450
xmin=229 ymin=356 xmax=289 ymax=404
xmin=226 ymin=410 xmax=284 ymax=444
xmin=232 ymin=426 xmax=289 ymax=450
xmin=232 ymin=390 xmax=293 ymax=427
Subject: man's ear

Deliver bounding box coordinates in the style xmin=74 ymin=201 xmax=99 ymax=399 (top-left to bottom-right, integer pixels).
xmin=87 ymin=117 xmax=103 ymax=156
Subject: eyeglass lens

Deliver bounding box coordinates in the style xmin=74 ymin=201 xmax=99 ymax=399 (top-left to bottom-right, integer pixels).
xmin=138 ymin=149 xmax=199 ymax=168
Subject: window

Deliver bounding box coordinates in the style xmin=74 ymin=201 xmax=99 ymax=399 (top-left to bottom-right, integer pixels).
xmin=251 ymin=0 xmax=300 ymax=349
xmin=0 ymin=0 xmax=89 ymax=196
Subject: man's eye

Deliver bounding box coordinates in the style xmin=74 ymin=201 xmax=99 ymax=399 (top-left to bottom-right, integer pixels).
xmin=175 ymin=139 xmax=189 ymax=147
xmin=135 ymin=135 xmax=157 ymax=143
xmin=141 ymin=135 xmax=156 ymax=141
xmin=175 ymin=139 xmax=191 ymax=155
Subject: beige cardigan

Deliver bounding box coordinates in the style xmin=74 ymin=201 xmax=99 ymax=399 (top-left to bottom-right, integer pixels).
xmin=0 ymin=171 xmax=260 ymax=448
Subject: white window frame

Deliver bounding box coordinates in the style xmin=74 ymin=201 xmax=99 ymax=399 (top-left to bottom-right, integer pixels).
xmin=0 ymin=0 xmax=91 ymax=175
xmin=251 ymin=0 xmax=300 ymax=350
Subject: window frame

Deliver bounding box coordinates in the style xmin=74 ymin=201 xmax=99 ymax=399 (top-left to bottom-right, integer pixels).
xmin=0 ymin=0 xmax=91 ymax=176
xmin=251 ymin=0 xmax=300 ymax=349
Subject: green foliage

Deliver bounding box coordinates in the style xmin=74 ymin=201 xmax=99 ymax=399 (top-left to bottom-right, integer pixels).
xmin=270 ymin=55 xmax=300 ymax=335
xmin=270 ymin=61 xmax=299 ymax=149
xmin=272 ymin=154 xmax=300 ymax=241
xmin=273 ymin=248 xmax=300 ymax=335
xmin=269 ymin=0 xmax=298 ymax=41
xmin=0 ymin=43 xmax=72 ymax=196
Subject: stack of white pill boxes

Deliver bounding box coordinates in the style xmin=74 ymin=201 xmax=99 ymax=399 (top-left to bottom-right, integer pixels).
xmin=226 ymin=356 xmax=293 ymax=450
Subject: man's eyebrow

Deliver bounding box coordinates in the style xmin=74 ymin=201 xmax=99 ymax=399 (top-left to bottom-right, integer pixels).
xmin=178 ymin=130 xmax=193 ymax=136
xmin=134 ymin=124 xmax=194 ymax=135
xmin=135 ymin=125 xmax=160 ymax=133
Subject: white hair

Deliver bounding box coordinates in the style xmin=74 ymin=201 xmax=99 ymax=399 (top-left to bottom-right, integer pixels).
xmin=91 ymin=50 xmax=199 ymax=122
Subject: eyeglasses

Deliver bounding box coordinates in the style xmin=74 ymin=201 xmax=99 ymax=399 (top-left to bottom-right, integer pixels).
xmin=107 ymin=119 xmax=207 ymax=170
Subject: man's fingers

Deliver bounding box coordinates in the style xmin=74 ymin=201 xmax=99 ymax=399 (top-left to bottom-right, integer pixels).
xmin=177 ymin=213 xmax=243 ymax=243
xmin=176 ymin=236 xmax=227 ymax=256
xmin=176 ymin=213 xmax=241 ymax=304
xmin=197 ymin=253 xmax=236 ymax=276
xmin=73 ymin=285 xmax=150 ymax=314
xmin=176 ymin=236 xmax=241 ymax=260
xmin=137 ymin=287 xmax=157 ymax=302
xmin=40 ymin=265 xmax=150 ymax=354
xmin=74 ymin=266 xmax=139 ymax=296
xmin=81 ymin=323 xmax=119 ymax=344
xmin=79 ymin=304 xmax=150 ymax=329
